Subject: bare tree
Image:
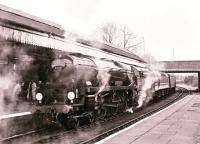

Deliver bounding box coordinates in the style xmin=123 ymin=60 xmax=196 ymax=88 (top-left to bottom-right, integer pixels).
xmin=101 ymin=23 xmax=117 ymax=43
xmin=119 ymin=25 xmax=137 ymax=48
xmin=99 ymin=23 xmax=142 ymax=53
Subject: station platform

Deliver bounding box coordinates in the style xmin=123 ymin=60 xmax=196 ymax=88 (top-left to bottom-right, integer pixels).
xmin=0 ymin=111 xmax=31 ymax=120
xmin=97 ymin=93 xmax=200 ymax=144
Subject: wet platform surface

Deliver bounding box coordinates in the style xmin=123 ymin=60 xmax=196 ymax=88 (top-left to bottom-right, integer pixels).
xmin=97 ymin=93 xmax=200 ymax=144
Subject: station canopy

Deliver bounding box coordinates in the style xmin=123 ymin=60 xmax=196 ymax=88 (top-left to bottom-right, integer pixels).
xmin=0 ymin=4 xmax=148 ymax=70
xmin=0 ymin=4 xmax=65 ymax=48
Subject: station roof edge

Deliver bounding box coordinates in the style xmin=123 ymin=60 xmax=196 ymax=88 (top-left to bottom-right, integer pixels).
xmin=0 ymin=4 xmax=62 ymax=29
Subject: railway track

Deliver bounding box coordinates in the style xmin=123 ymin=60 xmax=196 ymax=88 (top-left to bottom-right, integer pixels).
xmin=81 ymin=87 xmax=189 ymax=144
xmin=0 ymin=87 xmax=189 ymax=144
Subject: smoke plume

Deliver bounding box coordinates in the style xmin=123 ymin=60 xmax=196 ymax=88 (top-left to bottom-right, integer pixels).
xmin=0 ymin=45 xmax=34 ymax=139
xmin=92 ymin=59 xmax=111 ymax=101
xmin=137 ymin=62 xmax=165 ymax=108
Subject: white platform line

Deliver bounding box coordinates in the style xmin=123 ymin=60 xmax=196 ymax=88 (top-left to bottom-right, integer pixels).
xmin=0 ymin=112 xmax=32 ymax=120
xmin=96 ymin=94 xmax=193 ymax=144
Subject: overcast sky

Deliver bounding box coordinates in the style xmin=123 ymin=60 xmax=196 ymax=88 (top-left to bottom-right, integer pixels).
xmin=0 ymin=0 xmax=200 ymax=61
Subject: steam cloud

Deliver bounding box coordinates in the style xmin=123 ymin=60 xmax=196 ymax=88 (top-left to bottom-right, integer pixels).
xmin=92 ymin=59 xmax=111 ymax=101
xmin=0 ymin=45 xmax=34 ymax=139
xmin=137 ymin=62 xmax=166 ymax=108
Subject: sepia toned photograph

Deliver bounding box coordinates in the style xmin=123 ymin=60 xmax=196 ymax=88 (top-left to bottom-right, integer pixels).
xmin=0 ymin=0 xmax=199 ymax=143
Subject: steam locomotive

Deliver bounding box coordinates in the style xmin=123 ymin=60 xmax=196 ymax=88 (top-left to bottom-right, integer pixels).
xmin=33 ymin=53 xmax=142 ymax=128
xmin=24 ymin=53 xmax=175 ymax=128
xmin=0 ymin=41 xmax=176 ymax=129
